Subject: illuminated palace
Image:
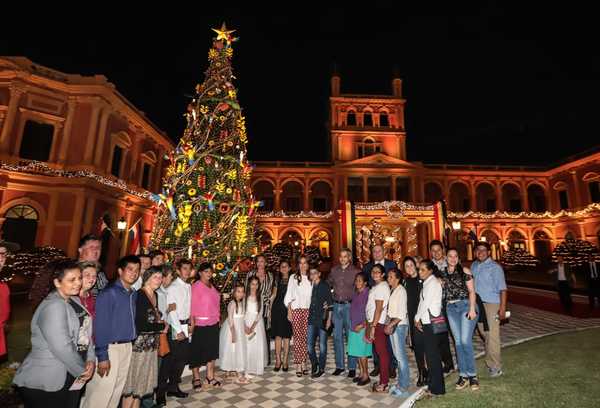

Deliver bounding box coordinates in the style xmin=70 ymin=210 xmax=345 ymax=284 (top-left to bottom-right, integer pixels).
xmin=0 ymin=57 xmax=173 ymax=275
xmin=251 ymin=73 xmax=600 ymax=262
xmin=1 ymin=58 xmax=599 ymax=270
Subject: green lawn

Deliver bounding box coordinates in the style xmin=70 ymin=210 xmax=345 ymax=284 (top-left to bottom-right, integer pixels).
xmin=416 ymin=328 xmax=600 ymax=408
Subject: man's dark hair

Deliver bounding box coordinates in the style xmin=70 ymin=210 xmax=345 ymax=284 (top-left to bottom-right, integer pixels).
xmin=149 ymin=250 xmax=165 ymax=259
xmin=79 ymin=234 xmax=101 ymax=248
xmin=429 ymin=239 xmax=444 ymax=250
xmin=475 ymin=241 xmax=491 ymax=251
xmin=139 ymin=253 xmax=151 ymax=260
xmin=117 ymin=255 xmax=141 ymax=270
xmin=176 ymin=258 xmax=193 ymax=269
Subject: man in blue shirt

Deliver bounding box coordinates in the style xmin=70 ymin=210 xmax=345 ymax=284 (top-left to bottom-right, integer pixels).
xmin=82 ymin=255 xmax=140 ymax=408
xmin=471 ymin=241 xmax=507 ymax=378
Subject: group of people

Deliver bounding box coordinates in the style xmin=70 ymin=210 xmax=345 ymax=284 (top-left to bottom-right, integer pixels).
xmin=7 ymin=231 xmax=510 ymax=407
xmin=551 ymin=253 xmax=600 ymax=315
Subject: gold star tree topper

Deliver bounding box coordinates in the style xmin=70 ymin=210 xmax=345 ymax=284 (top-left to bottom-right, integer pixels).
xmin=212 ymin=23 xmax=236 ymax=45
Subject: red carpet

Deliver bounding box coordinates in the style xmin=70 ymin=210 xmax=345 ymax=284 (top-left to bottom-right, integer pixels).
xmin=508 ymin=286 xmax=600 ymax=318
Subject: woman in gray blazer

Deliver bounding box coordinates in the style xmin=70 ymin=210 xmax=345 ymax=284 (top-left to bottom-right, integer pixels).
xmin=13 ymin=259 xmax=96 ymax=408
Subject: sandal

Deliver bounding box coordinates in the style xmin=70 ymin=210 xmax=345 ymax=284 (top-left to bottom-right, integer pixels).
xmin=205 ymin=377 xmax=222 ymax=388
xmin=236 ymin=375 xmax=251 ymax=384
xmin=282 ymin=363 xmax=289 ymax=372
xmin=371 ymin=382 xmax=389 ymax=393
xmin=192 ymin=378 xmax=202 ymax=390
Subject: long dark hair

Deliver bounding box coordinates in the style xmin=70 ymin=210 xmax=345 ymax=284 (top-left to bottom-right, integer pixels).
xmin=277 ymin=259 xmax=291 ymax=284
xmin=295 ymin=255 xmax=309 ymax=284
xmin=420 ymin=258 xmax=441 ymax=278
xmin=231 ymin=282 xmax=245 ymax=314
xmin=245 ymin=276 xmax=262 ymax=313
xmin=402 ymin=256 xmax=418 ymax=277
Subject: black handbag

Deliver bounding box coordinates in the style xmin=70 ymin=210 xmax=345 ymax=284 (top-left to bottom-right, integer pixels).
xmin=428 ymin=309 xmax=448 ymax=334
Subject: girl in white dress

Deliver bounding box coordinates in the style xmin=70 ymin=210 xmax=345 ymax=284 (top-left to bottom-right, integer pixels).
xmin=219 ymin=283 xmax=250 ymax=384
xmin=244 ymin=276 xmax=268 ymax=376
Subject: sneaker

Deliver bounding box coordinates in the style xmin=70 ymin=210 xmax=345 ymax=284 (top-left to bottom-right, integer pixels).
xmin=391 ymin=388 xmax=411 ymax=398
xmin=312 ymin=370 xmax=325 ymax=379
xmin=347 ymin=369 xmax=356 ymax=379
xmin=469 ymin=376 xmax=480 ymax=391
xmin=489 ymin=368 xmax=503 ymax=378
xmin=455 ymin=376 xmax=469 ymax=390
xmin=331 ymin=368 xmax=344 ymax=376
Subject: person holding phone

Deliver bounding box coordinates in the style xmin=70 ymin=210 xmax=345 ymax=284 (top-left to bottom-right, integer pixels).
xmin=441 ymin=248 xmax=479 ymax=391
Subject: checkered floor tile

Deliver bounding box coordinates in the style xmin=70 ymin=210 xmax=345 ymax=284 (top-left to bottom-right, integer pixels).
xmin=166 ymin=303 xmax=600 ymax=407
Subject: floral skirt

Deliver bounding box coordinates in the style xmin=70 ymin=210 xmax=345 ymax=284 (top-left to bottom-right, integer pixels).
xmin=123 ymin=337 xmax=159 ymax=399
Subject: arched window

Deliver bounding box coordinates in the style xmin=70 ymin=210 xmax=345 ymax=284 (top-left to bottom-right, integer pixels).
xmin=363 ymin=111 xmax=373 ymax=127
xmin=19 ymin=120 xmax=54 ymax=162
xmin=379 ymin=111 xmax=389 ymax=127
xmin=476 ymin=183 xmax=496 ymax=212
xmin=449 ymin=182 xmax=470 ymax=212
xmin=311 ymin=181 xmax=333 ymax=212
xmin=424 ymin=182 xmax=443 ymax=204
xmin=357 ymin=137 xmax=381 ymax=158
xmin=2 ymin=204 xmax=39 ymax=250
xmin=253 ymin=180 xmax=275 ymax=211
xmin=528 ymin=183 xmax=547 ymax=212
xmin=281 ymin=181 xmax=303 ymax=212
xmin=347 ymin=110 xmax=357 ymax=126
xmin=310 ymin=230 xmax=331 ymax=258
xmin=508 ymin=230 xmax=527 ymax=250
xmin=533 ymin=230 xmax=552 ymax=262
xmin=282 ymin=230 xmax=303 ymax=248
xmin=554 ymin=182 xmax=570 ymax=210
xmin=589 ymin=181 xmax=600 ymax=203
xmin=502 ymin=183 xmax=522 ymax=212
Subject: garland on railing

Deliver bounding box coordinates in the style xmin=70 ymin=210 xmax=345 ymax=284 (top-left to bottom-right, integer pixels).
xmin=449 ymin=203 xmax=600 ymax=220
xmin=0 ymin=161 xmax=153 ymax=200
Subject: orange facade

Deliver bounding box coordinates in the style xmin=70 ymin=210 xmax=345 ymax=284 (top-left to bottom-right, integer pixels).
xmin=1 ymin=58 xmax=599 ymax=268
xmin=0 ymin=58 xmax=173 ymax=275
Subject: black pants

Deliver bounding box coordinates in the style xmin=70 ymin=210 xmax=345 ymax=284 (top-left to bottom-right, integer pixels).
xmin=589 ymin=278 xmax=600 ymax=308
xmin=410 ymin=321 xmax=426 ymax=374
xmin=423 ymin=325 xmax=445 ymax=395
xmin=157 ymin=337 xmax=190 ymax=393
xmin=558 ymin=281 xmax=573 ymax=314
xmin=438 ymin=331 xmax=455 ymax=370
xmin=18 ymin=373 xmax=80 ymax=408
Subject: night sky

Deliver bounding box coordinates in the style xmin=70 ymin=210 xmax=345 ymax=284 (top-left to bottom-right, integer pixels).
xmin=3 ymin=3 xmax=599 ymax=165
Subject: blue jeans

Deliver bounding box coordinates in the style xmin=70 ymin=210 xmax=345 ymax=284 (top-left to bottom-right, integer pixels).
xmin=308 ymin=324 xmax=328 ymax=370
xmin=332 ymin=303 xmax=357 ymax=370
xmin=446 ymin=299 xmax=478 ymax=377
xmin=389 ymin=324 xmax=410 ymax=391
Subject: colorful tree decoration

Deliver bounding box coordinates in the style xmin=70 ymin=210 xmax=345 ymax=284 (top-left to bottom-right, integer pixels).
xmin=500 ymin=247 xmax=540 ymax=268
xmin=150 ymin=23 xmax=256 ymax=290
xmin=551 ymin=237 xmax=600 ymax=266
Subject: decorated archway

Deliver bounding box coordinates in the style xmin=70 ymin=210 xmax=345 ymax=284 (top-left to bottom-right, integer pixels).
xmin=340 ymin=201 xmax=445 ymax=266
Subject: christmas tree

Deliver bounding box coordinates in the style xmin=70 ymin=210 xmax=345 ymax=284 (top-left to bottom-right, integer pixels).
xmin=151 ymin=24 xmax=258 ymax=288
xmin=552 ymin=238 xmax=600 ymax=266
xmin=500 ymin=247 xmax=539 ymax=268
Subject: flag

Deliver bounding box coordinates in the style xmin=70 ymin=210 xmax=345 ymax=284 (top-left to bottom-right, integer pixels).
xmin=128 ymin=219 xmax=142 ymax=255
xmin=340 ymin=200 xmax=356 ymax=260
xmin=432 ymin=200 xmax=448 ymax=242
xmin=95 ymin=215 xmax=112 ymax=237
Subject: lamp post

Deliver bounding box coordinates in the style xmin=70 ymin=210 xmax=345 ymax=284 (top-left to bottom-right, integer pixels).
xmin=117 ymin=217 xmax=127 ymax=240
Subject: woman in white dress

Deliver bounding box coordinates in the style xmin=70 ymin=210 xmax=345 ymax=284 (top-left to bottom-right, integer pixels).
xmin=245 ymin=276 xmax=268 ymax=376
xmin=219 ymin=283 xmax=250 ymax=384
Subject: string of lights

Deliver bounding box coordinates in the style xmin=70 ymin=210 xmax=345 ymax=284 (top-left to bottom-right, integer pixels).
xmin=449 ymin=203 xmax=600 ymax=220
xmin=0 ymin=161 xmax=152 ymax=200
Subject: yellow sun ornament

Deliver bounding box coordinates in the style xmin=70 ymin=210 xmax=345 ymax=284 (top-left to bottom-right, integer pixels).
xmin=216 ymin=263 xmax=224 ymax=270
xmin=202 ymin=249 xmax=210 ymax=257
